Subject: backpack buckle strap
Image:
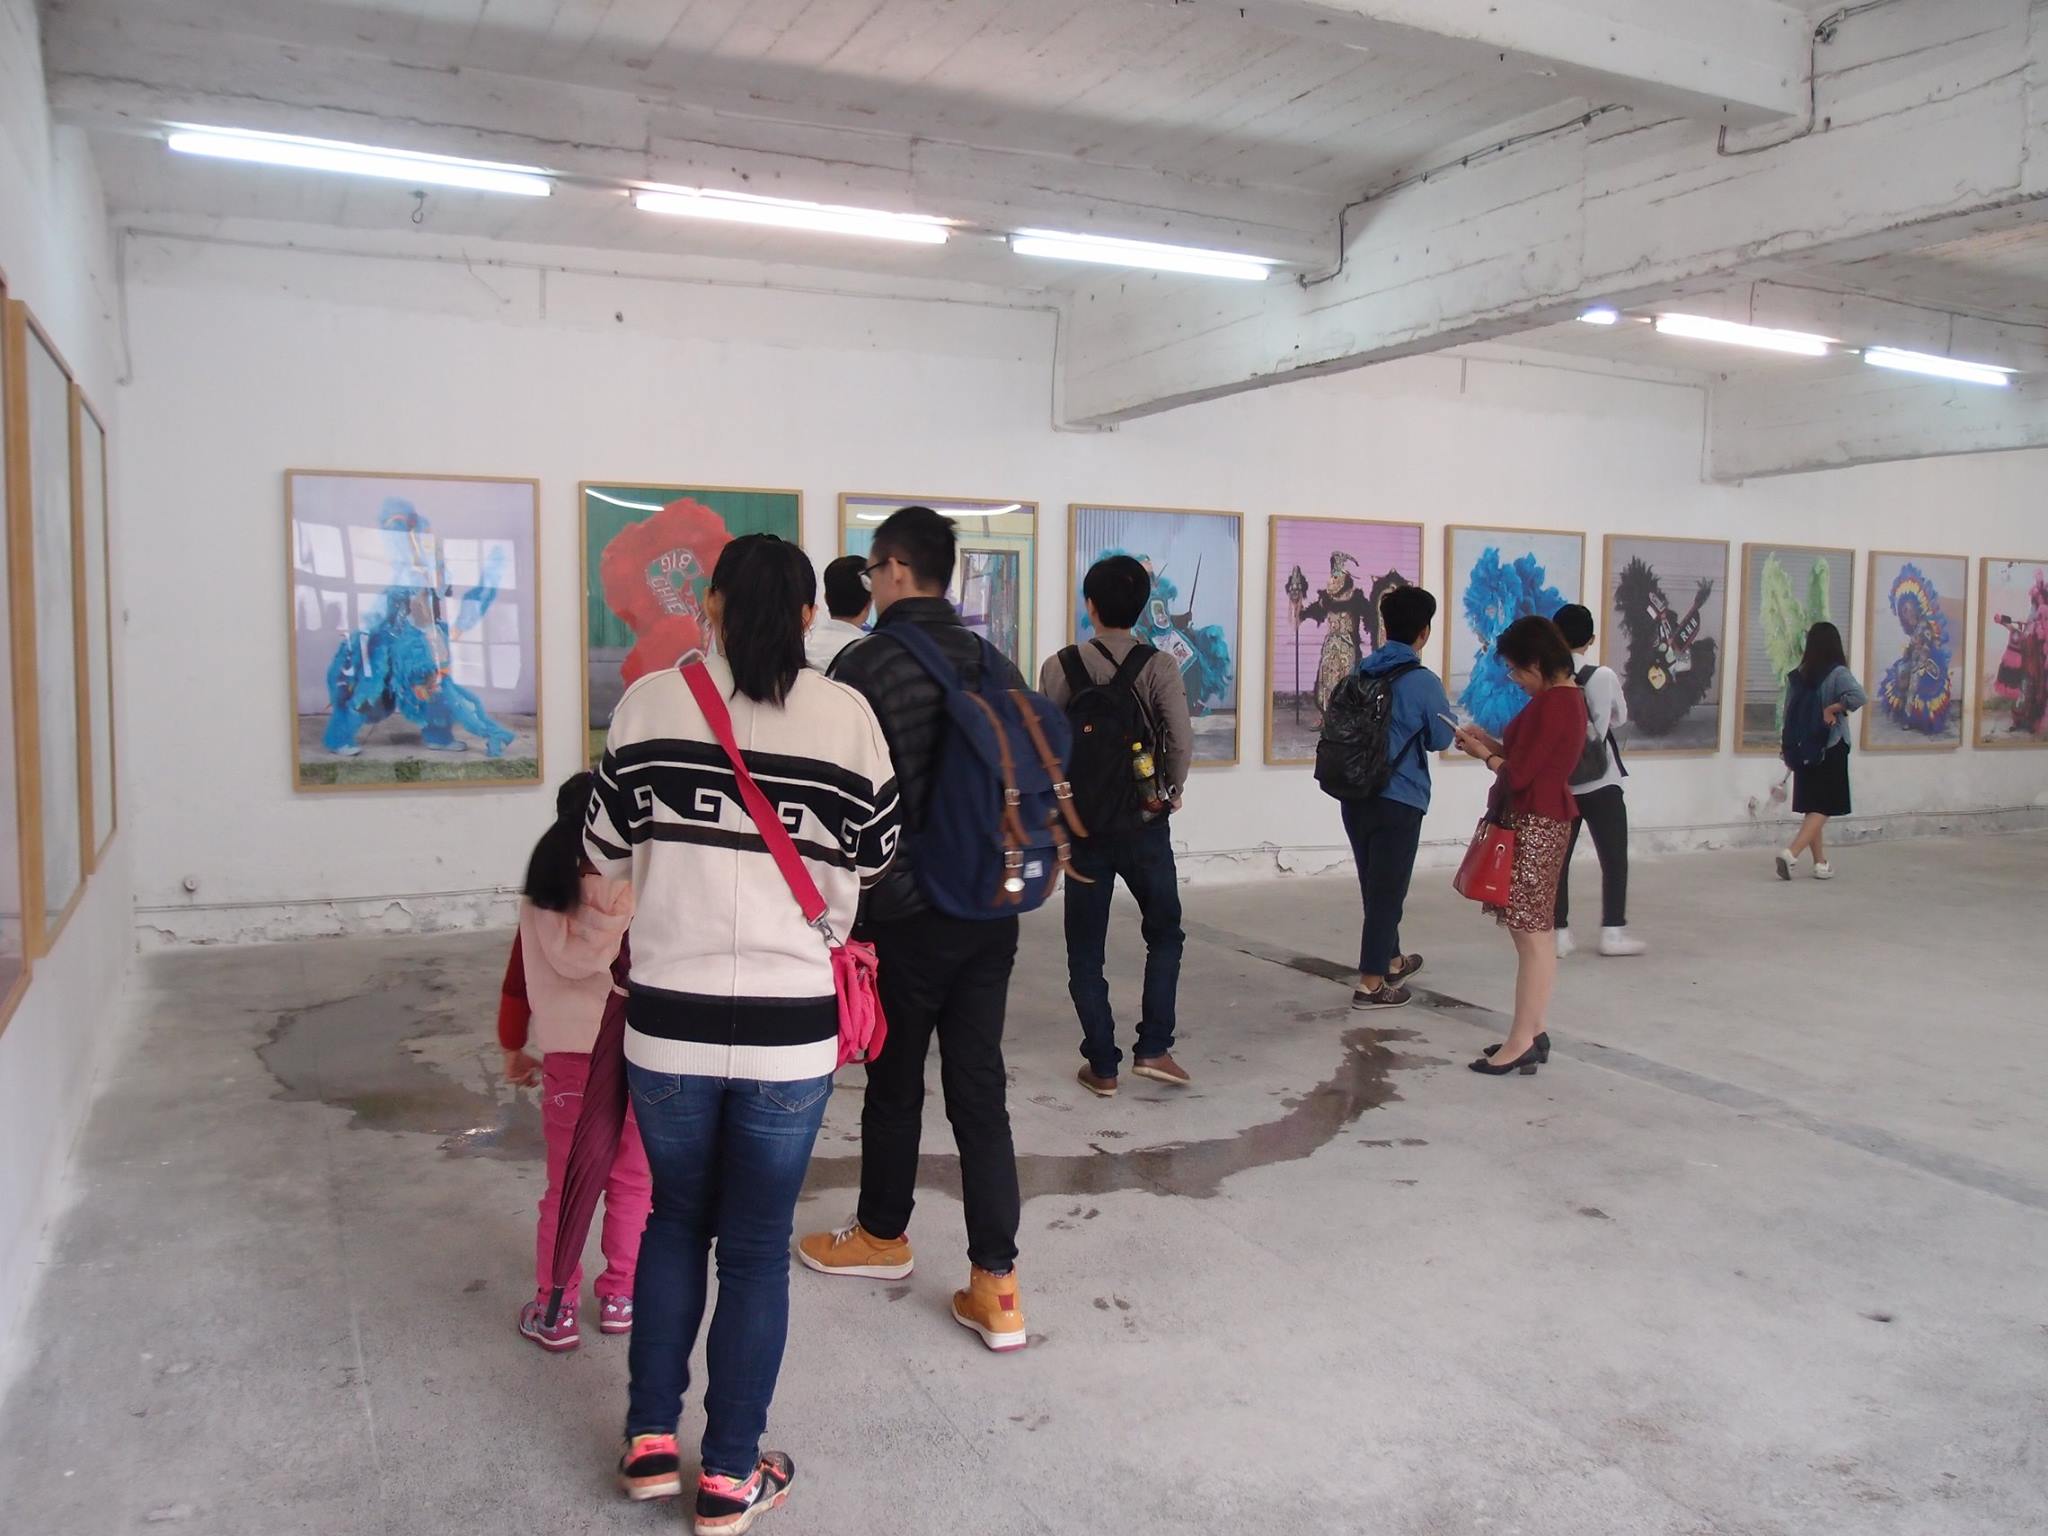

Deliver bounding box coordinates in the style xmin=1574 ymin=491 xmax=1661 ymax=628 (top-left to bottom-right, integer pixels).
xmin=1008 ymin=690 xmax=1089 ymax=839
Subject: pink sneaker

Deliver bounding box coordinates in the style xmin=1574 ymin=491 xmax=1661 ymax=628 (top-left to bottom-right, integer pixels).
xmin=518 ymin=1298 xmax=579 ymax=1353
xmin=600 ymin=1295 xmax=634 ymax=1335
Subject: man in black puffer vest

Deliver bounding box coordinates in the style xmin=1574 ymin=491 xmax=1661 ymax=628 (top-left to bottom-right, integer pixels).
xmin=796 ymin=506 xmax=1035 ymax=1353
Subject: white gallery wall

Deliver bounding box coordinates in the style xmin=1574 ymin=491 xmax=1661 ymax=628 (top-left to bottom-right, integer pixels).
xmin=0 ymin=0 xmax=132 ymax=1362
xmin=116 ymin=229 xmax=2048 ymax=945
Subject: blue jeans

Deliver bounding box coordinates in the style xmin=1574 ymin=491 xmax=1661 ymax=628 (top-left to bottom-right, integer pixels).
xmin=625 ymin=1065 xmax=832 ymax=1478
xmin=1340 ymin=797 xmax=1424 ymax=977
xmin=1063 ymin=819 xmax=1183 ymax=1077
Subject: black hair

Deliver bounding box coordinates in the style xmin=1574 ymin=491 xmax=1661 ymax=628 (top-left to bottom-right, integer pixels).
xmin=1797 ymin=621 xmax=1847 ymax=687
xmin=524 ymin=772 xmax=593 ymax=913
xmin=710 ymin=533 xmax=815 ymax=705
xmin=822 ymin=555 xmax=870 ymax=620
xmin=1083 ymin=555 xmax=1151 ymax=630
xmin=1552 ymin=603 xmax=1595 ymax=649
xmin=1380 ymin=584 xmax=1438 ymax=645
xmin=870 ymin=505 xmax=956 ymax=593
xmin=1495 ymin=615 xmax=1576 ymax=682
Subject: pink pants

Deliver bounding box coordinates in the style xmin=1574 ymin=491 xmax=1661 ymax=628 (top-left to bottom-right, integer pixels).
xmin=533 ymin=1051 xmax=652 ymax=1305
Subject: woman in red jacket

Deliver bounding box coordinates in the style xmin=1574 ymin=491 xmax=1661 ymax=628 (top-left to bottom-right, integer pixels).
xmin=1452 ymin=616 xmax=1584 ymax=1078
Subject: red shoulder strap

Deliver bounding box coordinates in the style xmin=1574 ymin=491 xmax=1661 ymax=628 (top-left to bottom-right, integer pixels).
xmin=681 ymin=662 xmax=833 ymax=935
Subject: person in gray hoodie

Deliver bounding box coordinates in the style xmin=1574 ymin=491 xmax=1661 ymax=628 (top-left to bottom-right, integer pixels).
xmin=1343 ymin=585 xmax=1457 ymax=1008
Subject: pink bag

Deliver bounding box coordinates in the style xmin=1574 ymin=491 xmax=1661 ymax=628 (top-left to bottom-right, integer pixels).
xmin=681 ymin=662 xmax=887 ymax=1068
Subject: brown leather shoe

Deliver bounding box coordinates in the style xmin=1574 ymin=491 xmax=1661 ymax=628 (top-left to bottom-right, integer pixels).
xmin=1131 ymin=1053 xmax=1190 ymax=1086
xmin=1076 ymin=1066 xmax=1118 ymax=1098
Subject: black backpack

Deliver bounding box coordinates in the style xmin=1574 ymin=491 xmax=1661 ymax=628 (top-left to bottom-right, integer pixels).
xmin=1057 ymin=641 xmax=1159 ymax=838
xmin=1780 ymin=670 xmax=1829 ymax=770
xmin=1569 ymin=664 xmax=1626 ymax=787
xmin=1315 ymin=661 xmax=1421 ymax=800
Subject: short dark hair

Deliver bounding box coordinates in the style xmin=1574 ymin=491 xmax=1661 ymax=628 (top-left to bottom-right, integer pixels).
xmin=709 ymin=533 xmax=815 ymax=705
xmin=1552 ymin=603 xmax=1595 ymax=649
xmin=1083 ymin=555 xmax=1151 ymax=630
xmin=1380 ymin=584 xmax=1437 ymax=645
xmin=1494 ymin=615 xmax=1575 ymax=682
xmin=870 ymin=505 xmax=955 ymax=593
xmin=822 ymin=555 xmax=869 ymax=620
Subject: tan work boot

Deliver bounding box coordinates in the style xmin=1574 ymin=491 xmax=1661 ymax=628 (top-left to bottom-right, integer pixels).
xmin=951 ymin=1266 xmax=1027 ymax=1352
xmin=796 ymin=1219 xmax=913 ymax=1280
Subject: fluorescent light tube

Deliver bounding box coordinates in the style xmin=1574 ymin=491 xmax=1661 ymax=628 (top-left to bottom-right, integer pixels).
xmin=1009 ymin=229 xmax=1274 ymax=281
xmin=1578 ymin=307 xmax=1620 ymax=325
xmin=635 ymin=189 xmax=948 ymax=244
xmin=167 ymin=126 xmax=552 ymax=196
xmin=1653 ymin=312 xmax=1830 ymax=356
xmin=1862 ymin=346 xmax=2015 ymax=387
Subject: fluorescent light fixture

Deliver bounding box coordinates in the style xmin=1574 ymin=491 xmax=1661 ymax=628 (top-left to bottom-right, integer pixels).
xmin=166 ymin=126 xmax=552 ymax=196
xmin=1009 ymin=229 xmax=1275 ymax=281
xmin=634 ymin=188 xmax=948 ymax=244
xmin=1578 ymin=307 xmax=1620 ymax=325
xmin=1653 ymin=312 xmax=1830 ymax=357
xmin=1862 ymin=346 xmax=2015 ymax=387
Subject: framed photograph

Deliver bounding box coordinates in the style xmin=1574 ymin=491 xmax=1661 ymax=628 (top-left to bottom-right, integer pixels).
xmin=0 ymin=282 xmax=33 ymax=1027
xmin=1443 ymin=525 xmax=1584 ymax=735
xmin=74 ymin=389 xmax=115 ymax=855
xmin=1976 ymin=557 xmax=2048 ymax=748
xmin=581 ymin=482 xmax=800 ymax=761
xmin=18 ymin=306 xmax=83 ymax=945
xmin=1863 ymin=552 xmax=1967 ymax=752
xmin=1599 ymin=535 xmax=1729 ymax=755
xmin=1265 ymin=515 xmax=1423 ymax=765
xmin=840 ymin=494 xmax=1036 ymax=672
xmin=1069 ymin=503 xmax=1243 ymax=767
xmin=288 ymin=470 xmax=542 ymax=791
xmin=1735 ymin=543 xmax=1855 ymax=754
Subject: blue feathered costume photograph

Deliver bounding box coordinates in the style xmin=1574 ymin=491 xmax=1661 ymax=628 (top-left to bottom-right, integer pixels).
xmin=1456 ymin=545 xmax=1568 ymax=734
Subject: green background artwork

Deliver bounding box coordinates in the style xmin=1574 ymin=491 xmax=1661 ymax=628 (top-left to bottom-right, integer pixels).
xmin=582 ymin=484 xmax=799 ymax=756
xmin=1739 ymin=544 xmax=1854 ymax=750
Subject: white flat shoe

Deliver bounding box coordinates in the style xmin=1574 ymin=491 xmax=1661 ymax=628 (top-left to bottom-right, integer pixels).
xmin=1812 ymin=861 xmax=1834 ymax=880
xmin=1774 ymin=850 xmax=1794 ymax=881
xmin=1599 ymin=927 xmax=1647 ymax=957
xmin=1555 ymin=929 xmax=1576 ymax=960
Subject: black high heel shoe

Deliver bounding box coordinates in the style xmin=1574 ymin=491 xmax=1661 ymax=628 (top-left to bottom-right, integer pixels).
xmin=1482 ymin=1032 xmax=1551 ymax=1063
xmin=1469 ymin=1043 xmax=1542 ymax=1076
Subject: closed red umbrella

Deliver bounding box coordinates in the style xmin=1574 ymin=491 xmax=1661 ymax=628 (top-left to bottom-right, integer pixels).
xmin=541 ymin=932 xmax=632 ymax=1328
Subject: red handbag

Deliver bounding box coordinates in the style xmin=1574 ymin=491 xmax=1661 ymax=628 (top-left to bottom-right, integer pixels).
xmin=1453 ymin=816 xmax=1517 ymax=906
xmin=681 ymin=662 xmax=887 ymax=1068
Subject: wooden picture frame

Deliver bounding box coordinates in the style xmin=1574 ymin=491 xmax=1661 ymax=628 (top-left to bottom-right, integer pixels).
xmin=1068 ymin=502 xmax=1245 ymax=769
xmin=0 ymin=279 xmax=35 ymax=1033
xmin=1597 ymin=534 xmax=1730 ymax=757
xmin=838 ymin=492 xmax=1038 ymax=674
xmin=1263 ymin=514 xmax=1424 ymax=766
xmin=1974 ymin=556 xmax=2048 ymax=749
xmin=579 ymin=480 xmax=801 ymax=764
xmin=1861 ymin=551 xmax=1968 ymax=753
xmin=1734 ymin=542 xmax=1856 ymax=756
xmin=1441 ymin=523 xmax=1586 ymax=744
xmin=287 ymin=469 xmax=544 ymax=792
xmin=73 ymin=389 xmax=116 ymax=858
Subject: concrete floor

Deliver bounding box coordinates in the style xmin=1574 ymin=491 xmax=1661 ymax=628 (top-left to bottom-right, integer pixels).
xmin=3 ymin=833 xmax=2046 ymax=1535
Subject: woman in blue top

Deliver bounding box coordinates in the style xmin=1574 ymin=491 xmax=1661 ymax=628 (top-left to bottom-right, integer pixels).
xmin=1776 ymin=622 xmax=1866 ymax=882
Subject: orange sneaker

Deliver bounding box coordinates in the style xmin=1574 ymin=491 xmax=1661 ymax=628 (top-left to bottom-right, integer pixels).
xmin=796 ymin=1219 xmax=914 ymax=1280
xmin=951 ymin=1266 xmax=1027 ymax=1352
xmin=619 ymin=1433 xmax=684 ymax=1502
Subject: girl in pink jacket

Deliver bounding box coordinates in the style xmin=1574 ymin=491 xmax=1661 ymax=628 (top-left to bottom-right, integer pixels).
xmin=501 ymin=772 xmax=644 ymax=1353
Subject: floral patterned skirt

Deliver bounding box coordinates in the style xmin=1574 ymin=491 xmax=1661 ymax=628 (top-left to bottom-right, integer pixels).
xmin=1486 ymin=811 xmax=1573 ymax=932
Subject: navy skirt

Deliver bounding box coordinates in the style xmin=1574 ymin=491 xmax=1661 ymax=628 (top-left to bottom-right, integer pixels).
xmin=1792 ymin=740 xmax=1851 ymax=818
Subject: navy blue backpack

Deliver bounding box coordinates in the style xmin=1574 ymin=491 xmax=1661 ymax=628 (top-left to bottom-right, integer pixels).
xmin=1780 ymin=670 xmax=1829 ymax=770
xmin=885 ymin=624 xmax=1088 ymax=919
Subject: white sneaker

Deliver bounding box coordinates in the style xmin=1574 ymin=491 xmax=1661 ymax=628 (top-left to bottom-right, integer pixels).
xmin=1555 ymin=929 xmax=1576 ymax=959
xmin=1812 ymin=861 xmax=1834 ymax=880
xmin=1774 ymin=850 xmax=1794 ymax=882
xmin=1599 ymin=927 xmax=1647 ymax=957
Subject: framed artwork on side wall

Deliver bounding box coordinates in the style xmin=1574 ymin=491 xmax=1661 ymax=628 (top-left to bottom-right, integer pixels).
xmin=1069 ymin=503 xmax=1243 ymax=767
xmin=840 ymin=494 xmax=1036 ymax=673
xmin=75 ymin=389 xmax=116 ymax=853
xmin=1976 ymin=557 xmax=2048 ymax=748
xmin=1443 ymin=524 xmax=1584 ymax=736
xmin=0 ymin=282 xmax=32 ymax=1027
xmin=1599 ymin=535 xmax=1729 ymax=755
xmin=581 ymin=482 xmax=801 ymax=761
xmin=288 ymin=470 xmax=542 ymax=791
xmin=1863 ymin=551 xmax=1967 ymax=752
xmin=1265 ymin=515 xmax=1423 ymax=765
xmin=1735 ymin=543 xmax=1855 ymax=754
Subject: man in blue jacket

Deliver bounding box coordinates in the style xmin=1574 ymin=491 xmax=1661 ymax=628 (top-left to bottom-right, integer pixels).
xmin=1345 ymin=585 xmax=1456 ymax=1009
